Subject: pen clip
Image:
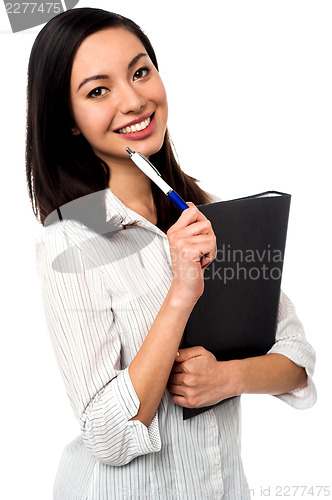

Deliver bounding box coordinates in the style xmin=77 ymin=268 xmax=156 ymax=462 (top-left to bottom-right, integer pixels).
xmin=137 ymin=152 xmax=162 ymax=177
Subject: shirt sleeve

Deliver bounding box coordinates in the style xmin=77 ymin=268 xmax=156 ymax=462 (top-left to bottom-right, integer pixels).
xmin=267 ymin=290 xmax=317 ymax=409
xmin=36 ymin=222 xmax=161 ymax=466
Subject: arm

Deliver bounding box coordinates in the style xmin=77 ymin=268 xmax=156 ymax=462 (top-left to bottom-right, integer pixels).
xmin=128 ymin=288 xmax=196 ymax=426
xmin=239 ymin=353 xmax=307 ymax=395
xmin=128 ymin=202 xmax=216 ymax=426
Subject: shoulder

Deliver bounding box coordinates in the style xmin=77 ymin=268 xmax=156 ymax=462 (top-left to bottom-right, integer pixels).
xmin=36 ymin=219 xmax=90 ymax=250
xmin=36 ymin=216 xmax=126 ymax=277
xmin=36 ymin=219 xmax=96 ymax=274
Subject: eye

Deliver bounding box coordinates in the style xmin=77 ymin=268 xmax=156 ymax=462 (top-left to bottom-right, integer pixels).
xmin=133 ymin=67 xmax=151 ymax=81
xmin=87 ymin=87 xmax=109 ymax=99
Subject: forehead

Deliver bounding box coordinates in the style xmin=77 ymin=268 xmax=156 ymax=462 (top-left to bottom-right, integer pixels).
xmin=71 ymin=27 xmax=145 ymax=75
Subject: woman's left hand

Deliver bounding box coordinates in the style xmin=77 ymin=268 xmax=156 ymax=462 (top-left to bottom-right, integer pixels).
xmin=167 ymin=346 xmax=243 ymax=408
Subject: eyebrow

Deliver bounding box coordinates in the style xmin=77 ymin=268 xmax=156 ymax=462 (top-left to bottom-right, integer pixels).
xmin=128 ymin=52 xmax=148 ymax=69
xmin=77 ymin=52 xmax=148 ymax=92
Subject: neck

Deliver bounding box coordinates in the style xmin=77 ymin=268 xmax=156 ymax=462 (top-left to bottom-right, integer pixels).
xmin=107 ymin=158 xmax=157 ymax=221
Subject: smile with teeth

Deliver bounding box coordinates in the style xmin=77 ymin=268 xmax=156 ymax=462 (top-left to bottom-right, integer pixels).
xmin=117 ymin=116 xmax=151 ymax=134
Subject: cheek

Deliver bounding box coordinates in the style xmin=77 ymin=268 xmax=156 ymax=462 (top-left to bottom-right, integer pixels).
xmin=72 ymin=102 xmax=111 ymax=134
xmin=148 ymin=78 xmax=168 ymax=108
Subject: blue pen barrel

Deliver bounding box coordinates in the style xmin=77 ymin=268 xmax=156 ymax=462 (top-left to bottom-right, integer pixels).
xmin=167 ymin=190 xmax=189 ymax=211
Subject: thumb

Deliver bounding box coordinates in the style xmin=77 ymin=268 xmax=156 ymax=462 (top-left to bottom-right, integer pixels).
xmin=175 ymin=346 xmax=205 ymax=362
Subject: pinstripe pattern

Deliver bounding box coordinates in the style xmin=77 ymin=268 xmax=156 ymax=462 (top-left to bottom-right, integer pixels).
xmin=36 ymin=188 xmax=316 ymax=499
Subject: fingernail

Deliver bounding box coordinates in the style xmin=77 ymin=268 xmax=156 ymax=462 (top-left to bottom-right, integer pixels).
xmin=176 ymin=351 xmax=180 ymax=358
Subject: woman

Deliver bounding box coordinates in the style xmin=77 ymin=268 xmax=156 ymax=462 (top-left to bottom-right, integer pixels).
xmin=26 ymin=8 xmax=316 ymax=499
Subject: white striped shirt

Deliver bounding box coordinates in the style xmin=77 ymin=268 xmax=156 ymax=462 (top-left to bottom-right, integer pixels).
xmin=36 ymin=188 xmax=317 ymax=499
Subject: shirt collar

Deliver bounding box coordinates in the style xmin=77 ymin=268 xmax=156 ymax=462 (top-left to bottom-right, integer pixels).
xmin=104 ymin=188 xmax=168 ymax=239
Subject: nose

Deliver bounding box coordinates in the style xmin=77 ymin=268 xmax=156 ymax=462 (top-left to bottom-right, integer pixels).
xmin=117 ymin=82 xmax=146 ymax=115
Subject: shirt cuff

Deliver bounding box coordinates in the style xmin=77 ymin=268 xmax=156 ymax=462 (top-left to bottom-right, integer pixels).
xmin=266 ymin=347 xmax=317 ymax=409
xmin=113 ymin=367 xmax=161 ymax=454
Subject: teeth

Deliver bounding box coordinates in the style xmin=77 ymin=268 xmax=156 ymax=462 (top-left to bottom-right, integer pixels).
xmin=118 ymin=116 xmax=151 ymax=134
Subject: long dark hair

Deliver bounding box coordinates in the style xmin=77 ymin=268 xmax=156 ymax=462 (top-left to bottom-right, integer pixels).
xmin=26 ymin=8 xmax=213 ymax=232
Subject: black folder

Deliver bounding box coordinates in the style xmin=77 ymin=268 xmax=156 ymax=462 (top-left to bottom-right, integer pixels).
xmin=180 ymin=191 xmax=291 ymax=420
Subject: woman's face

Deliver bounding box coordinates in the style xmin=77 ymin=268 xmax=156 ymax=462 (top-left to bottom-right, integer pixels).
xmin=70 ymin=27 xmax=168 ymax=165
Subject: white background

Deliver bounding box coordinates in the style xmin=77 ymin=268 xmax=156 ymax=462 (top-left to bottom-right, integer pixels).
xmin=0 ymin=1 xmax=331 ymax=498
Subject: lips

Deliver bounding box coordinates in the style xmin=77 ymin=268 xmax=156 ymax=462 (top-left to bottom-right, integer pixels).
xmin=114 ymin=113 xmax=155 ymax=140
xmin=114 ymin=113 xmax=154 ymax=134
xmin=117 ymin=115 xmax=152 ymax=134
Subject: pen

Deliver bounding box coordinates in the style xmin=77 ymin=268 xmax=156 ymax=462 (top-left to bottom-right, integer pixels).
xmin=125 ymin=147 xmax=189 ymax=211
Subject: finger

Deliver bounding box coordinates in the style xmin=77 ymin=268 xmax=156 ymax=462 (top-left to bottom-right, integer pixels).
xmin=176 ymin=219 xmax=213 ymax=239
xmin=180 ymin=235 xmax=216 ymax=267
xmin=170 ymin=364 xmax=183 ymax=373
xmin=200 ymin=249 xmax=216 ymax=269
xmin=172 ymin=395 xmax=190 ymax=408
xmin=201 ymin=256 xmax=211 ymax=270
xmin=167 ymin=203 xmax=209 ymax=234
xmin=167 ymin=383 xmax=185 ymax=396
xmin=168 ymin=372 xmax=185 ymax=385
xmin=176 ymin=235 xmax=216 ymax=263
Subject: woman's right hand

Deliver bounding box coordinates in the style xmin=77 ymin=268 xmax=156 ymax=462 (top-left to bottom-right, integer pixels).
xmin=166 ymin=202 xmax=217 ymax=303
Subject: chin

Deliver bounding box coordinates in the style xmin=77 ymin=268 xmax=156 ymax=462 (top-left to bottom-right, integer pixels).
xmin=140 ymin=135 xmax=166 ymax=158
